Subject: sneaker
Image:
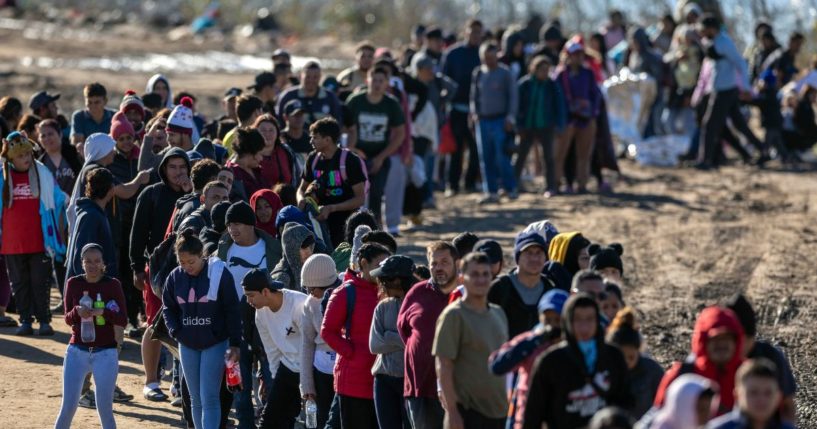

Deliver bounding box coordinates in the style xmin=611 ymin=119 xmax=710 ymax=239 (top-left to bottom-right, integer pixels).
xmin=15 ymin=322 xmax=33 ymax=336
xmin=444 ymin=189 xmax=457 ymax=198
xmin=543 ymin=189 xmax=557 ymax=199
xmin=507 ymin=190 xmax=519 ymax=201
xmin=126 ymin=325 xmax=143 ymax=339
xmin=113 ymin=386 xmax=133 ymax=403
xmin=478 ymin=194 xmax=499 ymax=205
xmin=38 ymin=323 xmax=54 ymax=336
xmin=171 ymin=397 xmax=183 ymax=407
xmin=0 ymin=316 xmax=18 ymax=327
xmin=78 ymin=391 xmax=96 ymax=409
xmin=422 ymin=199 xmax=437 ymax=210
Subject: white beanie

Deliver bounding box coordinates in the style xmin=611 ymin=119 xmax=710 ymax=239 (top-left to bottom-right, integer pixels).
xmin=84 ymin=133 xmax=116 ymax=162
xmin=350 ymin=225 xmax=372 ymax=268
xmin=301 ymin=254 xmax=339 ymax=288
xmin=167 ymin=96 xmax=195 ymax=136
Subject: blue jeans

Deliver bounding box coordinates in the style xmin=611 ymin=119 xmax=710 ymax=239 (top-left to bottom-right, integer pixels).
xmin=55 ymin=345 xmax=118 ymax=429
xmin=374 ymin=374 xmax=410 ymax=429
xmin=180 ymin=340 xmax=228 ymax=429
xmin=476 ymin=118 xmax=517 ymax=195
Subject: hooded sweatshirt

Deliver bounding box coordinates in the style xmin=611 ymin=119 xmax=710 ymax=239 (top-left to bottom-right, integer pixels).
xmin=271 ymin=223 xmax=313 ymax=291
xmin=129 ymin=148 xmax=190 ymax=273
xmin=250 ymin=189 xmax=283 ymax=237
xmin=653 ymin=306 xmax=744 ymax=416
xmin=146 ymin=73 xmax=174 ymax=110
xmin=628 ymin=27 xmax=665 ymax=83
xmin=548 ymin=232 xmax=591 ymax=275
xmin=523 ymin=295 xmax=631 ymax=429
xmin=643 ymin=373 xmax=714 ymax=429
xmin=65 ymin=198 xmax=117 ymax=279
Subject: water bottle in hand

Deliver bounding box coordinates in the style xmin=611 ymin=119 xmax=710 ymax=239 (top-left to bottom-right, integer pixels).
xmin=94 ymin=293 xmax=105 ymax=326
xmin=305 ymin=399 xmax=318 ymax=428
xmin=79 ymin=291 xmax=95 ymax=343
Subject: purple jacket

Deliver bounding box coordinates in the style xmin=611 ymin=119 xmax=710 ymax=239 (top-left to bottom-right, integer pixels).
xmin=556 ymin=67 xmax=601 ymax=128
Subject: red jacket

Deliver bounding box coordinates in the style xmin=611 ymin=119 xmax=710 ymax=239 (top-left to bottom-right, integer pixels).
xmin=320 ymin=270 xmax=379 ymax=399
xmin=654 ymin=306 xmax=744 ymax=416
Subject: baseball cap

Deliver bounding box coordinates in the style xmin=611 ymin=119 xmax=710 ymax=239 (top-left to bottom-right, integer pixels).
xmin=224 ymin=87 xmax=243 ymax=99
xmin=284 ymin=99 xmax=306 ymax=117
xmin=370 ymin=255 xmax=416 ymax=279
xmin=425 ymin=27 xmax=443 ymax=40
xmin=241 ymin=268 xmax=285 ymax=292
xmin=474 ymin=240 xmax=503 ymax=264
xmin=538 ymin=289 xmax=569 ymax=314
xmin=272 ymin=48 xmax=291 ymax=60
xmin=28 ymin=91 xmax=60 ymax=111
xmin=247 ymin=72 xmax=276 ymax=91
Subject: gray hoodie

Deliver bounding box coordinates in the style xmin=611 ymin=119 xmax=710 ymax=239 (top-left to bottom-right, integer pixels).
xmin=271 ymin=223 xmax=313 ymax=291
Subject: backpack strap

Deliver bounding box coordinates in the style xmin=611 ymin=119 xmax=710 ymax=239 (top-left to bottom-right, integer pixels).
xmin=339 ymin=148 xmax=348 ymax=181
xmin=344 ymin=282 xmax=356 ymax=340
xmin=311 ymin=152 xmax=321 ymax=180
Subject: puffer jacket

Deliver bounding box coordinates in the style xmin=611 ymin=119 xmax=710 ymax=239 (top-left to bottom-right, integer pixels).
xmin=320 ymin=271 xmax=379 ymax=399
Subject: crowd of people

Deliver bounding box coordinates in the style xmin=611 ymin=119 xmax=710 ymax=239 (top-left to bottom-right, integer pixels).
xmin=0 ymin=5 xmax=806 ymax=429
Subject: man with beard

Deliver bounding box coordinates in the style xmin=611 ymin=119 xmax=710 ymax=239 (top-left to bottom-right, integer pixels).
xmin=397 ymin=241 xmax=460 ymax=429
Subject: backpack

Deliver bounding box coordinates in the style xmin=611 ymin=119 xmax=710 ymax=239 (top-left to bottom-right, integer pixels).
xmin=310 ymin=148 xmax=370 ymax=197
xmin=320 ymin=281 xmax=356 ymax=340
xmin=148 ymin=232 xmax=179 ymax=298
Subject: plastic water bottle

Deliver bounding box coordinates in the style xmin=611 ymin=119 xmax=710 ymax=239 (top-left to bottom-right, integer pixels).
xmin=305 ymin=399 xmax=318 ymax=428
xmin=93 ymin=293 xmax=105 ymax=326
xmin=79 ymin=291 xmax=95 ymax=343
xmin=225 ymin=359 xmax=242 ymax=392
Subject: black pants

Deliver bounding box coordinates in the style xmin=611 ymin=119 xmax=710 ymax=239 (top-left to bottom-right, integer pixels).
xmin=258 ymin=365 xmax=302 ymax=429
xmin=339 ymin=395 xmax=377 ymax=429
xmin=117 ymin=242 xmax=141 ymax=326
xmin=314 ymin=367 xmax=337 ymax=429
xmin=374 ymin=374 xmax=410 ymax=429
xmin=701 ymin=88 xmax=765 ymax=166
xmin=6 ymin=252 xmax=52 ymax=324
xmin=447 ymin=109 xmax=480 ymax=192
xmin=456 ymin=404 xmax=505 ymax=429
xmin=367 ymin=158 xmax=390 ymax=228
xmin=515 ymin=127 xmax=556 ymax=191
xmin=53 ymin=258 xmax=67 ymax=298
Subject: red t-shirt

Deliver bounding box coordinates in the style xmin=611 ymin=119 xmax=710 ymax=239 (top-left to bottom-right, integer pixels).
xmin=259 ymin=147 xmax=293 ymax=187
xmin=1 ymin=170 xmax=45 ymax=254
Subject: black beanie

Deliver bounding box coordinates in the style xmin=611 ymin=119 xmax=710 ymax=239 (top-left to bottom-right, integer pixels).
xmin=211 ymin=201 xmax=231 ymax=232
xmin=226 ymin=201 xmax=256 ymax=226
xmin=725 ymin=294 xmax=757 ymax=337
xmin=588 ymin=243 xmax=624 ymax=275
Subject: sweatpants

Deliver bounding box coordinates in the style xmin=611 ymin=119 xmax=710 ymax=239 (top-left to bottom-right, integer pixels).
xmin=339 ymin=395 xmax=377 ymax=429
xmin=701 ymin=88 xmax=765 ymax=166
xmin=258 ymin=365 xmax=302 ymax=429
xmin=6 ymin=252 xmax=53 ymax=324
xmin=54 ymin=345 xmax=118 ymax=429
xmin=384 ymin=154 xmax=406 ymax=233
xmin=373 ymin=374 xmax=410 ymax=429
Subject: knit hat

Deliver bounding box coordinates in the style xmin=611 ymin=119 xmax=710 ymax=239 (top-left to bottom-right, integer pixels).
xmin=167 ymin=96 xmax=195 ymax=135
xmin=241 ymin=268 xmax=283 ymax=292
xmin=474 ymin=239 xmax=503 ymax=264
xmin=4 ymin=131 xmax=34 ymax=159
xmin=350 ymin=225 xmax=372 ymax=267
xmin=2 ymin=132 xmax=39 ymax=208
xmin=110 ymin=111 xmax=135 ymax=141
xmin=120 ymin=90 xmax=145 ymax=119
xmin=226 ymin=201 xmax=256 ymax=226
xmin=725 ymin=294 xmax=757 ymax=337
xmin=538 ymin=289 xmax=569 ymax=314
xmin=84 ymin=133 xmax=116 ymax=162
xmin=275 ymin=205 xmax=312 ymax=233
xmin=588 ymin=243 xmax=624 ymax=275
xmin=301 ymin=254 xmax=339 ymax=288
xmin=210 ymin=201 xmax=231 ymax=232
xmin=522 ymin=220 xmax=560 ymax=248
xmin=514 ymin=231 xmax=547 ymax=262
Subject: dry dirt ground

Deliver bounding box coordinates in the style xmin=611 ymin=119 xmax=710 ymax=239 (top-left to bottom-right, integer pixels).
xmin=0 ymin=17 xmax=816 ymax=429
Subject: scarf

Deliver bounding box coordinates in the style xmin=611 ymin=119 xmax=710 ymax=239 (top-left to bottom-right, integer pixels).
xmin=249 ymin=189 xmax=283 ymax=237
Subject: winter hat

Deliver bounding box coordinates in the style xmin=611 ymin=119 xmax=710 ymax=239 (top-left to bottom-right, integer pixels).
xmin=110 ymin=111 xmax=135 ymax=141
xmin=4 ymin=131 xmax=34 ymax=159
xmin=538 ymin=289 xmax=569 ymax=314
xmin=119 ymin=90 xmax=145 ymax=119
xmin=275 ymin=205 xmax=312 ymax=233
xmin=210 ymin=201 xmax=231 ymax=232
xmin=167 ymin=96 xmax=195 ymax=136
xmin=350 ymin=225 xmax=372 ymax=266
xmin=84 ymin=133 xmax=116 ymax=162
xmin=2 ymin=132 xmax=39 ymax=208
xmin=522 ymin=220 xmax=560 ymax=248
xmin=725 ymin=294 xmax=757 ymax=337
xmin=301 ymin=254 xmax=339 ymax=289
xmin=514 ymin=230 xmax=547 ymax=262
xmin=226 ymin=201 xmax=256 ymax=226
xmin=588 ymin=243 xmax=624 ymax=275
xmin=474 ymin=239 xmax=503 ymax=264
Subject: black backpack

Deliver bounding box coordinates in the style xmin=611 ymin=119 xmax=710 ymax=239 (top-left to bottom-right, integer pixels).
xmin=148 ymin=232 xmax=178 ymax=298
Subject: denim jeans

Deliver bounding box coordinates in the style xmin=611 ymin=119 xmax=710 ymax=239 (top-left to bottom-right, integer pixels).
xmin=374 ymin=374 xmax=410 ymax=429
xmin=180 ymin=340 xmax=228 ymax=429
xmin=476 ymin=118 xmax=517 ymax=195
xmin=55 ymin=345 xmax=118 ymax=429
xmin=384 ymin=154 xmax=406 ymax=232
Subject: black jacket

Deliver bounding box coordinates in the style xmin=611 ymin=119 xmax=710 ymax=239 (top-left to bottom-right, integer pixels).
xmin=179 ymin=205 xmax=212 ymax=235
xmin=129 ymin=148 xmax=190 ymax=273
xmin=66 ymin=198 xmax=117 ymax=279
xmin=523 ymin=295 xmax=631 ymax=429
xmin=488 ymin=271 xmax=556 ymax=338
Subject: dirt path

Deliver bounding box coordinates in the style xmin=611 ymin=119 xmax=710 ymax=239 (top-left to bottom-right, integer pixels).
xmin=2 ymin=161 xmax=815 ymax=428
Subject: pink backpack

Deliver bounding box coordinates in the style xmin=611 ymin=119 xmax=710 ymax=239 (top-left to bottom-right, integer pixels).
xmin=311 ymin=148 xmax=370 ymax=197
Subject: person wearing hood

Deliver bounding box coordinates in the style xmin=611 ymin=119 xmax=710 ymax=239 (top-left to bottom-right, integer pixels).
xmin=129 ymin=147 xmax=192 ymax=402
xmin=523 ymin=293 xmax=632 ymax=429
xmin=199 ymin=201 xmax=230 ymax=256
xmin=548 ymin=231 xmax=591 ymax=276
xmin=0 ymin=132 xmax=68 ymax=336
xmin=637 ymin=373 xmax=716 ymax=429
xmin=589 ymin=243 xmax=624 ymax=284
xmin=145 ymin=74 xmax=174 ymax=110
xmin=489 ymin=289 xmax=568 ymax=429
xmin=488 ymin=231 xmax=557 ymax=338
xmin=654 ymin=306 xmax=745 ymax=417
xmin=321 ymin=243 xmax=391 ymax=429
xmin=65 ymin=168 xmax=117 ymax=280
xmin=67 ymin=133 xmax=151 ymax=234
xmin=500 ymin=28 xmax=527 ymax=79
xmin=271 ymin=223 xmax=315 ymax=292
xmin=168 ymin=159 xmax=223 ymax=233
xmin=250 ymin=189 xmax=284 ymax=237
xmin=532 ymin=23 xmax=565 ymax=66
xmin=178 ymin=181 xmax=230 ymax=235
xmin=119 ymin=90 xmax=146 ymax=140
xmin=138 ymin=97 xmax=197 ymax=174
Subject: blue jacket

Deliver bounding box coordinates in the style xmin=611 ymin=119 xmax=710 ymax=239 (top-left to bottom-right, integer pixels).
xmin=517 ymin=75 xmax=568 ymax=130
xmin=0 ymin=160 xmax=67 ymax=260
xmin=65 ymin=198 xmax=116 ymax=279
xmin=442 ymin=42 xmax=482 ymax=105
xmin=162 ymin=260 xmax=242 ymax=350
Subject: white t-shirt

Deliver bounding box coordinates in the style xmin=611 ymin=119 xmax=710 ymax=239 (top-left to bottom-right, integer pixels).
xmin=225 ymin=239 xmax=267 ymax=298
xmin=256 ymin=289 xmax=307 ymax=375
